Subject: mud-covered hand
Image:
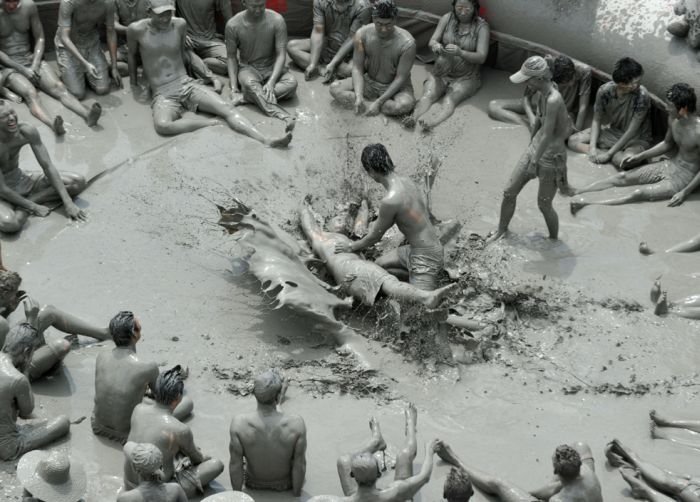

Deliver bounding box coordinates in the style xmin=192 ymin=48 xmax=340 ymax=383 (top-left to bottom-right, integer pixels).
xmin=31 ymin=204 xmax=50 ymax=217
xmin=212 ymin=78 xmax=223 ymax=94
xmin=430 ymin=42 xmax=443 ymax=55
xmin=23 ymin=296 xmax=41 ymax=329
xmin=365 ymin=100 xmax=382 ymax=116
xmin=427 ymin=438 xmax=440 ymax=453
xmin=334 ymin=241 xmax=352 ymax=254
xmin=304 ymin=64 xmax=319 ymax=81
xmin=442 ymin=44 xmax=460 ymax=56
xmin=262 ymin=82 xmax=277 ymax=104
xmin=321 ymin=63 xmax=336 ymax=84
xmin=354 ymin=95 xmax=364 ymax=115
xmin=83 ymin=62 xmax=99 ymax=80
xmin=110 ymin=65 xmax=123 ymax=88
xmin=21 ymin=66 xmax=39 ymax=84
xmin=668 ymin=189 xmax=688 ymax=207
xmin=65 ymin=202 xmax=87 ymax=222
xmin=620 ymin=153 xmax=642 ymax=170
xmin=591 ymin=150 xmax=611 ymax=164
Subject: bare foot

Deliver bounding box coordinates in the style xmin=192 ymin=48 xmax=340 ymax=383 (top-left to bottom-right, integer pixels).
xmin=604 ymin=439 xmax=635 ymax=468
xmin=53 ymin=115 xmax=65 ymax=136
xmin=654 ymin=292 xmax=669 ymax=316
xmin=619 ymin=467 xmax=653 ymax=500
xmin=369 ymin=417 xmax=387 ymax=452
xmin=424 ymin=283 xmax=459 ymax=309
xmin=402 ymin=115 xmax=416 ymax=129
xmin=405 ymin=402 xmax=418 ymax=437
xmin=650 ymin=276 xmax=662 ymax=304
xmin=649 ymin=409 xmax=672 ymax=427
xmin=639 ymin=242 xmax=654 ymax=255
xmin=268 ymin=132 xmax=293 ymax=149
xmin=86 ymin=103 xmax=102 ymax=127
xmin=418 ymin=118 xmax=433 ymax=132
xmin=570 ymin=199 xmax=585 ymax=216
xmin=485 ymin=229 xmax=506 ymax=245
xmin=284 ymin=115 xmax=297 ymax=133
xmin=649 ymin=422 xmax=668 ymax=440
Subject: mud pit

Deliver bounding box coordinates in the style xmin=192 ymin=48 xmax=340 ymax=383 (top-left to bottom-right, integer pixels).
xmin=1 ymin=64 xmax=700 ymax=501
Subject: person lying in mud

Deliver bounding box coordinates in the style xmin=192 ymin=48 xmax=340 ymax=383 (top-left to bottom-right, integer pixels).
xmin=404 ymin=0 xmax=489 ymax=131
xmin=127 ymin=0 xmax=291 ymax=146
xmin=649 ymin=276 xmax=700 ymax=320
xmin=308 ymin=403 xmax=439 ymax=502
xmin=649 ymin=409 xmax=700 ymax=451
xmin=124 ymin=366 xmax=224 ymax=497
xmin=438 ymin=440 xmax=602 ymax=502
xmin=570 ymin=83 xmax=700 ymax=214
xmin=176 ymin=0 xmax=231 ymax=75
xmin=329 ymin=0 xmax=416 ymax=118
xmin=0 ymin=0 xmax=103 ymax=134
xmin=229 ymin=369 xmax=307 ymax=495
xmin=568 ymin=57 xmax=652 ymax=169
xmin=225 ymin=0 xmax=298 ymax=132
xmin=301 ymin=200 xmax=456 ymax=307
xmin=0 ymin=323 xmax=71 ymax=461
xmin=0 ymin=269 xmax=109 ymax=382
xmin=286 ymin=0 xmax=371 ymax=83
xmin=0 ymin=101 xmax=87 ymax=233
xmin=640 ymin=231 xmax=700 ymax=255
xmin=119 ymin=442 xmax=188 ymax=502
xmin=92 ymin=311 xmax=193 ymax=444
xmin=486 ymin=56 xmax=573 ymax=244
xmin=606 ymin=438 xmax=700 ymax=502
xmin=333 ymin=143 xmax=445 ymax=291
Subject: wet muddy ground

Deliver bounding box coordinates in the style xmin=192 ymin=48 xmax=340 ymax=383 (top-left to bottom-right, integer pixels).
xmin=1 ymin=64 xmax=699 ymax=501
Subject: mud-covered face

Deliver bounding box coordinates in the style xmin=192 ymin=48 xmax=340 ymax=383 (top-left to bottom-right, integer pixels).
xmin=3 ymin=0 xmax=21 ymax=13
xmin=453 ymin=0 xmax=474 ymax=23
xmin=332 ymin=0 xmax=353 ymax=13
xmin=244 ymin=0 xmax=265 ymax=19
xmin=373 ymin=16 xmax=396 ymax=39
xmin=149 ymin=9 xmax=173 ymax=28
xmin=0 ymin=106 xmax=18 ymax=134
xmin=616 ymin=77 xmax=641 ymax=96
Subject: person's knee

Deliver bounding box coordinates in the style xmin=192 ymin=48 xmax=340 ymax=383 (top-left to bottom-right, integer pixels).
xmin=382 ymin=99 xmax=414 ymax=116
xmin=93 ymin=83 xmax=110 ymax=95
xmin=53 ymin=415 xmax=71 ymax=435
xmin=488 ymin=100 xmax=501 ymax=118
xmin=205 ymin=458 xmax=225 ymax=478
xmin=0 ymin=213 xmax=23 ymax=234
xmin=67 ymin=175 xmax=87 ymax=195
xmin=537 ymin=196 xmax=555 ymax=212
xmin=26 ymin=87 xmax=40 ymax=103
xmin=285 ymin=77 xmax=298 ymax=96
xmin=329 ymin=81 xmax=344 ymax=98
xmin=154 ymin=119 xmax=175 ymax=136
xmin=287 ymin=39 xmax=304 ymax=53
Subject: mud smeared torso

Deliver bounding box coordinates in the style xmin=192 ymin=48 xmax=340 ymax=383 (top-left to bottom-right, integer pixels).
xmin=0 ymin=1 xmax=35 ymax=66
xmin=358 ymin=24 xmax=415 ymax=85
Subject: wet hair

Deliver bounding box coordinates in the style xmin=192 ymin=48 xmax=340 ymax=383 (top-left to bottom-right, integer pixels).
xmin=371 ymin=0 xmax=398 ymax=19
xmin=109 ymin=311 xmax=137 ymax=347
xmin=128 ymin=443 xmax=164 ymax=482
xmin=553 ymin=445 xmax=582 ymax=481
xmin=453 ymin=0 xmax=479 ymax=15
xmin=153 ymin=365 xmax=185 ymax=405
xmin=253 ymin=369 xmax=283 ymax=405
xmin=443 ymin=468 xmax=474 ymax=501
xmin=361 ymin=144 xmax=395 ymax=175
xmin=350 ymin=453 xmax=380 ymax=486
xmin=667 ymin=83 xmax=697 ymax=113
xmin=551 ymin=56 xmax=576 ymax=85
xmin=0 ymin=269 xmax=21 ymax=308
xmin=2 ymin=323 xmax=37 ymax=368
xmin=612 ymin=57 xmax=644 ymax=84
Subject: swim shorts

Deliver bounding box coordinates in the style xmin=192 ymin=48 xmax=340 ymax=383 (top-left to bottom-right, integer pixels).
xmin=362 ymin=74 xmax=415 ymax=104
xmin=185 ymin=36 xmax=227 ymax=64
xmin=0 ymin=421 xmax=52 ymax=461
xmin=56 ymin=38 xmax=109 ymax=93
xmin=2 ymin=170 xmax=49 ymax=197
xmin=634 ymin=158 xmax=697 ymax=194
xmin=90 ymin=413 xmax=129 ymax=445
xmin=151 ymin=76 xmax=210 ymax=120
xmin=397 ymin=243 xmax=444 ymax=291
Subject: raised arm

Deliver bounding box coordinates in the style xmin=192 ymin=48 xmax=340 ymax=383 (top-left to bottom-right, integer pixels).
xmin=368 ymin=41 xmax=416 ymax=116
xmin=228 ymin=421 xmax=245 ymax=490
xmin=351 ymin=30 xmax=365 ymax=114
xmin=291 ymin=419 xmax=308 ymax=496
xmin=384 ymin=440 xmax=437 ymax=501
xmin=225 ymin=20 xmax=240 ymax=94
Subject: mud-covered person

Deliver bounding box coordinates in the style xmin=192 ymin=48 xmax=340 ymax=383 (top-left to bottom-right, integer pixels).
xmin=229 ymin=370 xmax=307 ymax=495
xmin=176 ymin=0 xmax=232 ymax=75
xmin=334 ymin=143 xmax=445 ymax=291
xmin=0 ymin=323 xmax=70 ymax=461
xmin=92 ymin=311 xmax=193 ymax=444
xmin=55 ymin=0 xmax=122 ymax=99
xmin=0 ymin=101 xmax=86 ymax=233
xmin=0 ymin=0 xmax=103 ymax=133
xmin=486 ymin=56 xmax=573 ymax=243
xmin=329 ymin=0 xmax=416 ymax=118
xmin=113 ymin=0 xmax=148 ymax=75
xmin=225 ymin=0 xmax=298 ymax=132
xmin=547 ymin=55 xmax=592 ymax=134
xmin=124 ymin=367 xmax=223 ymax=497
xmin=286 ymin=0 xmax=371 ymax=83
xmin=568 ymin=57 xmax=652 ymax=169
xmin=118 ymin=442 xmax=188 ymax=502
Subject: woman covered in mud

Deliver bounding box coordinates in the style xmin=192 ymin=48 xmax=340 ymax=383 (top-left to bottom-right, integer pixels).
xmin=404 ymin=0 xmax=489 ymax=131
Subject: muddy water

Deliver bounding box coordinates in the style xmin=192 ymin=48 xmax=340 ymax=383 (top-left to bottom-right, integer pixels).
xmin=1 ymin=65 xmax=699 ymax=502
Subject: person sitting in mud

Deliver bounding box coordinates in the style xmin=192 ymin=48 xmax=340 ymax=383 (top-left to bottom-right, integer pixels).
xmin=640 ymin=231 xmax=700 ymax=255
xmin=55 ymin=0 xmax=122 ymax=99
xmin=127 ymin=0 xmax=291 ymax=146
xmin=333 ymin=144 xmax=445 ymax=291
xmin=0 ymin=0 xmax=103 ymax=134
xmin=18 ymin=449 xmax=87 ymax=502
xmin=404 ymin=0 xmax=489 ymax=131
xmin=118 ymin=442 xmax=188 ymax=502
xmin=92 ymin=311 xmax=193 ymax=444
xmin=486 ymin=56 xmax=573 ymax=244
xmin=176 ymin=0 xmax=232 ymax=75
xmin=0 ymin=323 xmax=71 ymax=461
xmin=229 ymin=369 xmax=307 ymax=495
xmin=568 ymin=57 xmax=652 ymax=169
xmin=606 ymin=438 xmax=700 ymax=502
xmin=114 ymin=0 xmax=148 ymax=75
xmin=301 ymin=200 xmax=456 ymax=307
xmin=649 ymin=276 xmax=700 ymax=320
xmin=438 ymin=440 xmax=602 ymax=502
xmin=124 ymin=367 xmax=224 ymax=498
xmin=308 ymin=404 xmax=439 ymax=502
xmin=225 ymin=0 xmax=298 ymax=133
xmin=286 ymin=0 xmax=371 ymax=83
xmin=0 ymin=101 xmax=88 ymax=233
xmin=329 ymin=0 xmax=416 ymax=118
xmin=570 ymin=83 xmax=700 ymax=214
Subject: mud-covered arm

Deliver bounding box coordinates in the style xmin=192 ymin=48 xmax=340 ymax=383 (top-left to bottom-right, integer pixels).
xmin=307 ymin=21 xmax=325 ymax=72
xmin=15 ymin=376 xmax=35 ymax=419
xmin=328 ymin=6 xmax=369 ymax=70
xmin=588 ymin=86 xmax=606 ymax=153
xmin=348 ymin=198 xmax=398 ymax=252
xmin=225 ymin=21 xmax=239 ymax=91
xmin=267 ymin=16 xmax=288 ymax=87
xmin=0 ymin=51 xmax=30 ymax=74
xmin=291 ymin=420 xmax=307 ymax=496
xmin=228 ymin=422 xmax=244 ymax=490
xmin=26 ymin=126 xmax=76 ymax=211
xmin=529 ymin=93 xmax=560 ymax=165
xmin=530 ymin=479 xmax=562 ymax=500
xmin=607 ymin=112 xmax=646 ymax=157
xmin=185 ymin=50 xmax=216 ymax=83
xmin=523 ymin=88 xmax=536 ymax=126
xmin=457 ymin=22 xmax=489 ymax=65
xmin=575 ymin=68 xmax=592 ymax=131
xmin=57 ymin=0 xmax=91 ymax=68
xmin=428 ymin=13 xmax=449 ymax=53
xmin=179 ymin=427 xmax=206 ymax=465
xmin=28 ymin=4 xmax=45 ymax=72
xmin=634 ymin=121 xmax=675 ymax=162
xmin=375 ymin=42 xmax=415 ymax=107
xmin=383 ymin=441 xmax=436 ymax=501
xmin=126 ymin=24 xmax=140 ymax=87
xmin=115 ymin=10 xmax=128 ymax=36
xmin=351 ymin=31 xmax=365 ymax=106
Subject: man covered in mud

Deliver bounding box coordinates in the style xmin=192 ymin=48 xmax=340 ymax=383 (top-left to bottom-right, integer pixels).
xmin=0 ymin=0 xmax=103 ymax=134
xmin=329 ymin=0 xmax=416 ymax=118
xmin=333 ymin=144 xmax=445 ymax=291
xmin=571 ymin=83 xmax=700 ymax=214
xmin=55 ymin=0 xmax=122 ymax=99
xmin=118 ymin=442 xmax=188 ymax=502
xmin=124 ymin=367 xmax=224 ymax=497
xmin=127 ymin=0 xmax=291 ymax=144
xmin=568 ymin=57 xmax=652 ymax=168
xmin=0 ymin=101 xmax=87 ymax=233
xmin=176 ymin=0 xmax=231 ymax=75
xmin=486 ymin=56 xmax=573 ymax=243
xmin=229 ymin=369 xmax=307 ymax=495
xmin=92 ymin=311 xmax=193 ymax=444
xmin=225 ymin=0 xmax=298 ymax=132
xmin=286 ymin=0 xmax=371 ymax=82
xmin=0 ymin=323 xmax=71 ymax=461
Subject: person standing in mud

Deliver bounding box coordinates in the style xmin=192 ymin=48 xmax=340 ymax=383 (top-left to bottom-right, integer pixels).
xmin=286 ymin=0 xmax=371 ymax=83
xmin=176 ymin=0 xmax=231 ymax=75
xmin=55 ymin=0 xmax=122 ymax=99
xmin=333 ymin=143 xmax=445 ymax=291
xmin=225 ymin=0 xmax=298 ymax=132
xmin=0 ymin=101 xmax=88 ymax=233
xmin=118 ymin=442 xmax=188 ymax=502
xmin=329 ymin=0 xmax=416 ymax=118
xmin=229 ymin=370 xmax=307 ymax=495
xmin=127 ymin=0 xmax=291 ymax=145
xmin=486 ymin=56 xmax=573 ymax=243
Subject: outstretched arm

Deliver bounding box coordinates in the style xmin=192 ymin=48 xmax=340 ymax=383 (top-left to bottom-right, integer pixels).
xmin=622 ymin=119 xmax=675 ymax=169
xmin=343 ymin=198 xmax=398 ymax=253
xmin=385 ymin=440 xmax=437 ymax=501
xmin=291 ymin=421 xmax=308 ymax=496
xmin=229 ymin=424 xmax=245 ymax=490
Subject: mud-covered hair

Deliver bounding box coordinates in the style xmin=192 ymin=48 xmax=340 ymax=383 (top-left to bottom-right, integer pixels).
xmin=453 ymin=0 xmax=479 ymax=15
xmin=253 ymin=369 xmax=283 ymax=405
xmin=350 ymin=453 xmax=380 ymax=486
xmin=372 ymin=0 xmax=397 ymax=19
xmin=361 ymin=144 xmax=395 ymax=175
xmin=2 ymin=322 xmax=37 ymax=366
xmin=443 ymin=467 xmax=474 ymax=501
xmin=153 ymin=365 xmax=185 ymax=405
xmin=551 ymin=56 xmax=576 ymax=85
xmin=127 ymin=442 xmax=164 ymax=482
xmin=667 ymin=83 xmax=697 ymax=113
xmin=553 ymin=445 xmax=582 ymax=481
xmin=0 ymin=269 xmax=21 ymax=308
xmin=109 ymin=311 xmax=137 ymax=347
xmin=612 ymin=57 xmax=643 ymax=84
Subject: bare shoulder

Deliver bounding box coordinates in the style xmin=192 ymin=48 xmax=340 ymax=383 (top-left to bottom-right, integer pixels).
xmin=24 ymin=0 xmax=38 ymax=14
xmin=18 ymin=123 xmax=40 ymax=143
xmin=128 ymin=18 xmax=148 ymax=35
xmin=284 ymin=413 xmax=307 ymax=433
xmin=173 ymin=17 xmax=187 ymax=31
xmin=267 ymin=8 xmax=284 ymax=23
xmin=230 ymin=412 xmax=253 ymax=431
